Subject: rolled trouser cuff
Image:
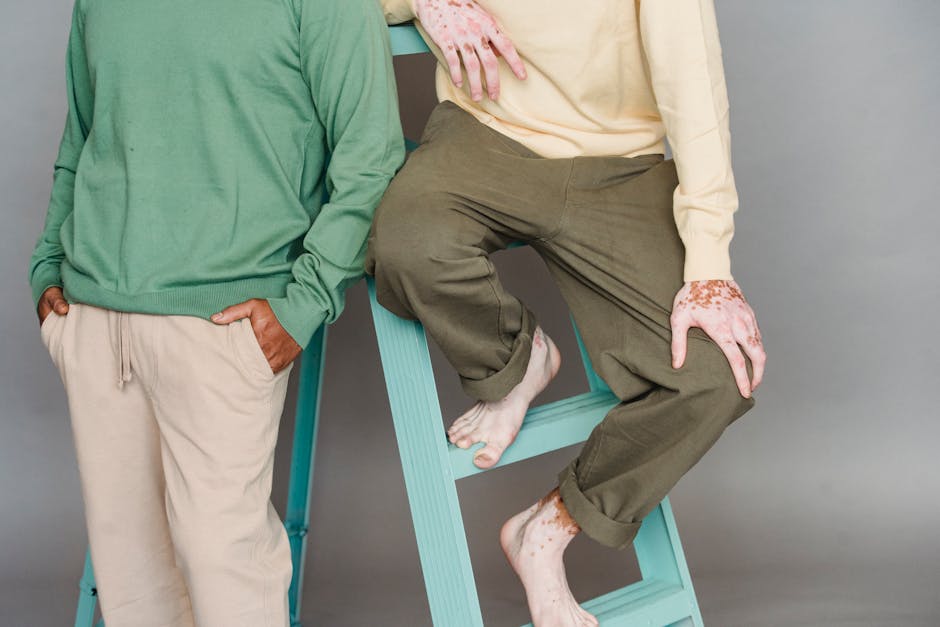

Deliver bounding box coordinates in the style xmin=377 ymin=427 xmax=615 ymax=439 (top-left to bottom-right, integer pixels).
xmin=558 ymin=460 xmax=641 ymax=550
xmin=460 ymin=307 xmax=537 ymax=402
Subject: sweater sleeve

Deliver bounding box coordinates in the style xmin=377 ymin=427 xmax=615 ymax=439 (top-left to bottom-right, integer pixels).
xmin=28 ymin=0 xmax=93 ymax=308
xmin=380 ymin=0 xmax=416 ymax=24
xmin=267 ymin=0 xmax=405 ymax=348
xmin=638 ymin=0 xmax=738 ymax=282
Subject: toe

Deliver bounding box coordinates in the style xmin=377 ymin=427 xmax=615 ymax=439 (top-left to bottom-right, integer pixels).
xmin=450 ymin=423 xmax=480 ymax=447
xmin=448 ymin=404 xmax=483 ymax=437
xmin=473 ymin=442 xmax=506 ymax=468
xmin=447 ymin=421 xmax=469 ymax=443
xmin=447 ymin=418 xmax=468 ymax=438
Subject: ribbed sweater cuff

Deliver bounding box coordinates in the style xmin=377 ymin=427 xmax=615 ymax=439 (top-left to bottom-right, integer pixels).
xmin=268 ymin=296 xmax=328 ymax=351
xmin=30 ymin=265 xmax=63 ymax=310
xmin=682 ymin=238 xmax=733 ymax=282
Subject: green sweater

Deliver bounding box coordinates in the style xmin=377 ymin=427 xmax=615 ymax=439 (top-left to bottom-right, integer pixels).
xmin=29 ymin=0 xmax=405 ymax=348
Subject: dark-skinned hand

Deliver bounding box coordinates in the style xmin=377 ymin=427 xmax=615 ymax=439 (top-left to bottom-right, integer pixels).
xmin=37 ymin=286 xmax=69 ymax=326
xmin=211 ymin=299 xmax=301 ymax=374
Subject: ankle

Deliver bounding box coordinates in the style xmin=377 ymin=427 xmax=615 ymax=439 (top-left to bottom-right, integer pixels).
xmin=521 ymin=491 xmax=579 ymax=544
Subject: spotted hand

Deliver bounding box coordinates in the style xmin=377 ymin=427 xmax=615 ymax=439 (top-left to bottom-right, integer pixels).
xmin=414 ymin=0 xmax=526 ymax=101
xmin=670 ymin=280 xmax=766 ymax=398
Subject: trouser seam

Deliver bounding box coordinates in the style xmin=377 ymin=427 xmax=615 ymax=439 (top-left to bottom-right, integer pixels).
xmin=482 ymin=256 xmax=514 ymax=352
xmin=576 ymin=429 xmax=606 ymax=489
xmin=537 ymin=159 xmax=576 ymax=244
xmin=259 ymin=378 xmax=280 ymax=627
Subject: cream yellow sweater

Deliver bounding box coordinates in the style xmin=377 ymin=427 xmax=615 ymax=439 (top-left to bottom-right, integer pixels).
xmin=383 ymin=0 xmax=740 ymax=281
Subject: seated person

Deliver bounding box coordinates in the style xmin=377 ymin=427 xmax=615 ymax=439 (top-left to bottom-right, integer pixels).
xmin=368 ymin=1 xmax=766 ymax=624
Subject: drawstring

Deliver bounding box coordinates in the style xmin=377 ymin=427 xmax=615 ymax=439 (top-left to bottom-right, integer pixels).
xmin=117 ymin=311 xmax=133 ymax=389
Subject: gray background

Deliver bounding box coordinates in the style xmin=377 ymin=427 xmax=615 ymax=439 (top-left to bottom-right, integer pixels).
xmin=2 ymin=1 xmax=939 ymax=625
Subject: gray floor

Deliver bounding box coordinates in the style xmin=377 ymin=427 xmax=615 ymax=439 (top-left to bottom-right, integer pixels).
xmin=5 ymin=566 xmax=939 ymax=627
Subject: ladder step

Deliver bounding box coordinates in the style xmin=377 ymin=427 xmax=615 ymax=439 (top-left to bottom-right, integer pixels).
xmin=449 ymin=390 xmax=619 ymax=479
xmin=389 ymin=24 xmax=430 ymax=56
xmin=521 ymin=580 xmax=695 ymax=627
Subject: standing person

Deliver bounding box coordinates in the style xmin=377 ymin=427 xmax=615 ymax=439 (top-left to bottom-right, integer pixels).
xmin=368 ymin=0 xmax=766 ymax=624
xmin=29 ymin=0 xmax=404 ymax=624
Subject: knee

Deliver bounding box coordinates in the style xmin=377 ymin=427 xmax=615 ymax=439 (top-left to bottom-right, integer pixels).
xmin=369 ymin=190 xmax=462 ymax=284
xmin=709 ymin=370 xmax=755 ymax=426
xmin=169 ymin=510 xmax=266 ymax=576
xmin=682 ymin=338 xmax=756 ymax=426
xmin=169 ymin=516 xmax=227 ymax=574
xmin=368 ymin=218 xmax=421 ymax=283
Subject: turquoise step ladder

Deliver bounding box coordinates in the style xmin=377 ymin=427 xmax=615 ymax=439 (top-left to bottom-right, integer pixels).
xmin=70 ymin=23 xmax=704 ymax=627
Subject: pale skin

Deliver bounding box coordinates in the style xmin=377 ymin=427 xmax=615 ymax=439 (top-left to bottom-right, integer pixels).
xmin=38 ymin=288 xmax=300 ymax=375
xmin=416 ymin=1 xmax=767 ymax=624
xmin=413 ymin=0 xmax=527 ymax=101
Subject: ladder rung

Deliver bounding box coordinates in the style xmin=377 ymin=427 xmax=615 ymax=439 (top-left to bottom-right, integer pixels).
xmin=449 ymin=390 xmax=619 ymax=479
xmin=585 ymin=579 xmax=694 ymax=624
xmin=521 ymin=579 xmax=694 ymax=627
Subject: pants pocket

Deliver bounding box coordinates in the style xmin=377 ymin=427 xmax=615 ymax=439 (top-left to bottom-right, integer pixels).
xmin=229 ymin=318 xmax=276 ymax=381
xmin=40 ymin=310 xmax=64 ymax=351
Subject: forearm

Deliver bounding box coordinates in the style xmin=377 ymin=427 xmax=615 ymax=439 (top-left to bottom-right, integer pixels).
xmin=29 ymin=0 xmax=92 ymax=307
xmin=639 ymin=0 xmax=738 ymax=281
xmin=271 ymin=0 xmax=405 ymax=348
xmin=267 ymin=169 xmax=400 ymax=348
xmin=28 ymin=166 xmax=75 ymax=308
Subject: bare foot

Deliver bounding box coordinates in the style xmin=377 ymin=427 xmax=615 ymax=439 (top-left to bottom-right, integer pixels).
xmin=500 ymin=489 xmax=597 ymax=627
xmin=448 ymin=327 xmax=561 ymax=468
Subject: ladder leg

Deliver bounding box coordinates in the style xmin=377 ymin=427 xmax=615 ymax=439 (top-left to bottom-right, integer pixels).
xmin=74 ymin=547 xmax=98 ymax=627
xmin=285 ymin=326 xmax=328 ymax=627
xmin=368 ymin=279 xmax=484 ymax=627
xmin=635 ymin=497 xmax=705 ymax=626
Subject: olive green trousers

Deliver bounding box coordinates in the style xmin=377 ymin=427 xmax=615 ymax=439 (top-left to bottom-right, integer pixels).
xmin=366 ymin=101 xmax=754 ymax=549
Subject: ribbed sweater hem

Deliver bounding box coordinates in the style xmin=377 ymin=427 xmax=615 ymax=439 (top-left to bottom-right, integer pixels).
xmin=61 ymin=262 xmax=293 ymax=320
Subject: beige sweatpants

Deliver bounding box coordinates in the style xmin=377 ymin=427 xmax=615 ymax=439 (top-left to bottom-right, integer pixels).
xmin=41 ymin=303 xmax=294 ymax=627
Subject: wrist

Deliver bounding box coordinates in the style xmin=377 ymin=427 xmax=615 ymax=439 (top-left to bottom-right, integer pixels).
xmin=31 ymin=273 xmax=63 ymax=311
xmin=682 ymin=238 xmax=732 ymax=283
xmin=267 ymin=296 xmax=328 ymax=350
